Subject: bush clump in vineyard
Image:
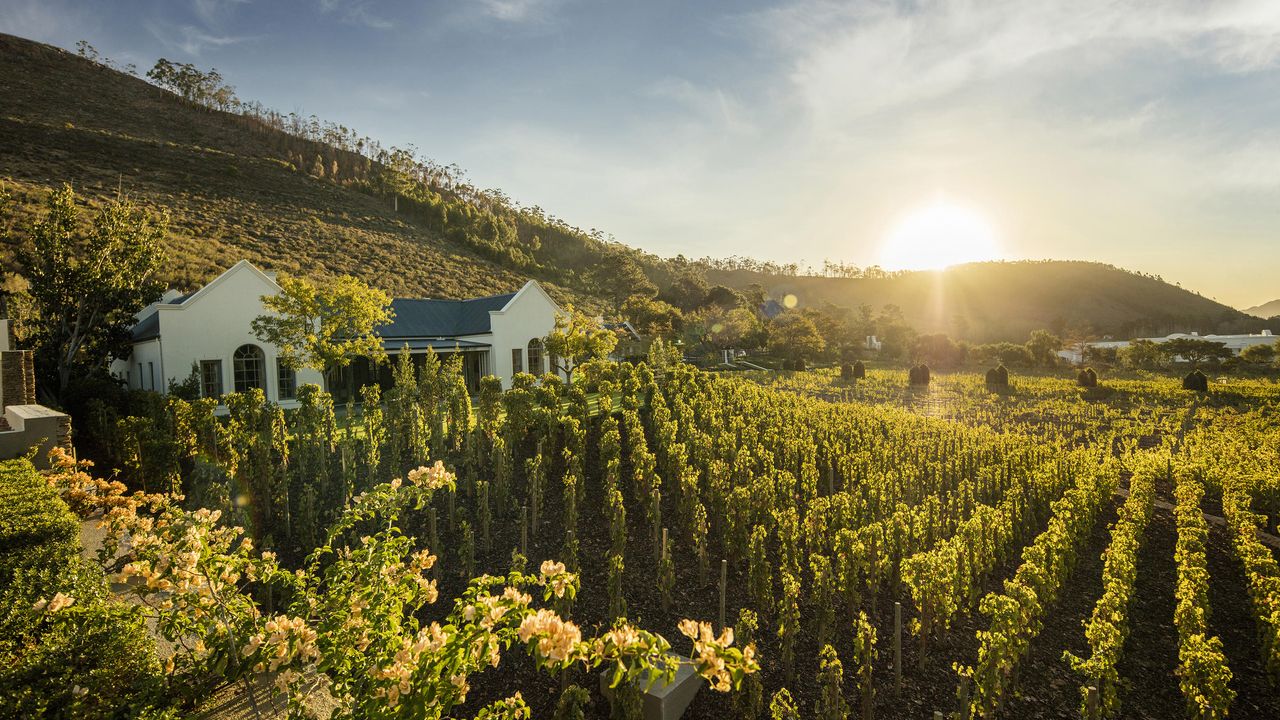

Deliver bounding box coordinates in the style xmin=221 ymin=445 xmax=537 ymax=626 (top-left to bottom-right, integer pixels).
xmin=1077 ymin=367 xmax=1099 ymax=388
xmin=1182 ymin=369 xmax=1209 ymax=392
xmin=908 ymin=364 xmax=931 ymax=386
xmin=986 ymin=364 xmax=1010 ymax=388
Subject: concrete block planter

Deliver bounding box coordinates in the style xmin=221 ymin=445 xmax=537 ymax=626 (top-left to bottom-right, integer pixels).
xmin=599 ymin=654 xmax=705 ymax=720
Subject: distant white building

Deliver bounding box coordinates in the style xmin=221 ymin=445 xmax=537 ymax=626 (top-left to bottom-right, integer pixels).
xmin=113 ymin=260 xmax=563 ymax=407
xmin=865 ymin=335 xmax=883 ymax=352
xmin=1059 ymin=330 xmax=1276 ymax=363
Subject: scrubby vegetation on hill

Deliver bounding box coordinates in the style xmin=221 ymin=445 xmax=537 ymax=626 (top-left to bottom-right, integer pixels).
xmin=0 ymin=34 xmax=683 ymax=309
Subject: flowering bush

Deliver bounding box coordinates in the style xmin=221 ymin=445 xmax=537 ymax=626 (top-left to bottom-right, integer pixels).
xmin=47 ymin=451 xmax=758 ymax=719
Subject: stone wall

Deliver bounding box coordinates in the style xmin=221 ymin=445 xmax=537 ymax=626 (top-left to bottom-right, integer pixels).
xmin=0 ymin=350 xmax=36 ymax=409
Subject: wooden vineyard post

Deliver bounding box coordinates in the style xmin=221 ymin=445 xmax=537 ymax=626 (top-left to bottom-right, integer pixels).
xmin=1085 ymin=686 xmax=1099 ymax=720
xmin=957 ymin=676 xmax=971 ymax=720
xmin=894 ymin=601 xmax=902 ymax=694
xmin=479 ymin=481 xmax=490 ymax=551
xmin=719 ymin=559 xmax=727 ymax=632
xmin=652 ymin=488 xmax=662 ymax=564
xmin=520 ymin=505 xmax=528 ymax=557
xmin=827 ymin=462 xmax=834 ymax=496
xmin=660 ymin=528 xmax=671 ymax=612
xmin=428 ymin=509 xmax=440 ymax=582
xmin=447 ymin=489 xmax=456 ymax=535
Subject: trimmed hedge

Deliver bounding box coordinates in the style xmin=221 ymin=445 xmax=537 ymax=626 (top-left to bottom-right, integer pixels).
xmin=0 ymin=459 xmax=165 ymax=719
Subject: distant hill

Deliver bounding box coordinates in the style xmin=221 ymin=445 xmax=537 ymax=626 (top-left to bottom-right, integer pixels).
xmin=1244 ymin=299 xmax=1280 ymax=319
xmin=706 ymin=261 xmax=1262 ymax=342
xmin=0 ymin=33 xmax=1260 ymax=343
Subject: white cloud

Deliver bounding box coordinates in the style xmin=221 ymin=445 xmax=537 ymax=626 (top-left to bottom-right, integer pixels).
xmin=145 ymin=20 xmax=254 ymax=55
xmin=746 ymin=0 xmax=1280 ymax=131
xmin=643 ymin=77 xmax=756 ymax=139
xmin=191 ymin=0 xmax=251 ymax=28
xmin=474 ymin=0 xmax=565 ymax=24
xmin=0 ymin=0 xmax=90 ymax=44
xmin=316 ymin=0 xmax=393 ymax=30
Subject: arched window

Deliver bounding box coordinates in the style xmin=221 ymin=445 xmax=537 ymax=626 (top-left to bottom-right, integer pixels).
xmin=527 ymin=338 xmax=544 ymax=376
xmin=233 ymin=344 xmax=266 ymax=394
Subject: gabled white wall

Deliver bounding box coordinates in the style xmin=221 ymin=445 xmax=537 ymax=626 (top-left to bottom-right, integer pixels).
xmin=115 ymin=261 xmax=323 ymax=406
xmin=487 ymin=281 xmax=563 ymax=389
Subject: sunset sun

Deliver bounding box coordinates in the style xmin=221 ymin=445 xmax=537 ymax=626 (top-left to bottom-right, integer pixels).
xmin=878 ymin=199 xmax=1002 ymax=271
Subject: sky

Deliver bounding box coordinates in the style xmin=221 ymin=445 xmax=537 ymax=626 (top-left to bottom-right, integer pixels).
xmin=2 ymin=0 xmax=1279 ymax=307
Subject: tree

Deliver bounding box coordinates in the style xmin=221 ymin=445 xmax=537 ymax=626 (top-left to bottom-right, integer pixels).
xmin=689 ymin=306 xmax=761 ymax=353
xmin=1160 ymin=338 xmax=1232 ymax=366
xmin=912 ymin=333 xmax=965 ymax=368
xmin=974 ymin=342 xmax=1033 ymax=367
xmin=1240 ymin=342 xmax=1276 ymax=365
xmin=9 ymin=185 xmax=167 ymax=402
xmin=543 ymin=306 xmax=618 ymax=383
xmin=874 ymin=304 xmax=915 ymax=361
xmin=1120 ymin=339 xmax=1164 ymax=370
xmin=660 ymin=271 xmax=709 ymax=311
xmin=1025 ymin=329 xmax=1063 ymax=367
xmin=591 ymin=251 xmax=656 ymax=311
xmin=768 ymin=314 xmax=825 ymax=363
xmin=622 ymin=294 xmax=682 ymax=337
xmin=252 ymin=274 xmax=393 ymax=396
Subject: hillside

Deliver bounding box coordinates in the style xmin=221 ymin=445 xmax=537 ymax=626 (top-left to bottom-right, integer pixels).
xmin=708 ymin=260 xmax=1261 ymax=342
xmin=1244 ymin=299 xmax=1280 ymax=319
xmin=0 ymin=33 xmax=1260 ymax=343
xmin=0 ymin=33 xmax=630 ymax=307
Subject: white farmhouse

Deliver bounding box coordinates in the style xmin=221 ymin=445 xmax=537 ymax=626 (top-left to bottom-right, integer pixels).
xmin=114 ymin=260 xmax=563 ymax=407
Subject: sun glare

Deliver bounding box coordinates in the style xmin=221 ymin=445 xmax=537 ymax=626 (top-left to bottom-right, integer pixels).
xmin=878 ymin=200 xmax=1001 ymax=271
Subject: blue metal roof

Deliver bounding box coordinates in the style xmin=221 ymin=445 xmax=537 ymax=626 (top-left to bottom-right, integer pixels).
xmin=131 ymin=312 xmax=160 ymax=341
xmin=378 ymin=292 xmax=516 ymax=338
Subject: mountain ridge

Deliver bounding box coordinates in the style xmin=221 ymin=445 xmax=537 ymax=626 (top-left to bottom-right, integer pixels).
xmin=1244 ymin=299 xmax=1280 ymax=319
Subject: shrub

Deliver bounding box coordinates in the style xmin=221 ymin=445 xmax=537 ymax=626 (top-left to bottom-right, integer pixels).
xmin=0 ymin=459 xmax=164 ymax=718
xmin=985 ymin=365 xmax=1011 ymax=388
xmin=1077 ymin=367 xmax=1099 ymax=388
xmin=852 ymin=360 xmax=865 ymax=379
xmin=840 ymin=363 xmax=854 ymax=381
xmin=909 ymin=364 xmax=931 ymax=386
xmin=1182 ymin=370 xmax=1209 ymax=392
